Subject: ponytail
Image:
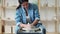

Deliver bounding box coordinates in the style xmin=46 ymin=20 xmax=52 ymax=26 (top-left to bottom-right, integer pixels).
xmin=16 ymin=4 xmax=21 ymax=10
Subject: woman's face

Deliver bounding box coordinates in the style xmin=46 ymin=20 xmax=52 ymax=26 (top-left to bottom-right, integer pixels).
xmin=22 ymin=2 xmax=28 ymax=9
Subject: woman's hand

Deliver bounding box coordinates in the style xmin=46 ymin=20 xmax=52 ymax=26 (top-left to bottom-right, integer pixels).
xmin=20 ymin=24 xmax=33 ymax=28
xmin=20 ymin=24 xmax=27 ymax=28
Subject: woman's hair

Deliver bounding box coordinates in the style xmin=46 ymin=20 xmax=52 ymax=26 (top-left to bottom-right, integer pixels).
xmin=16 ymin=0 xmax=28 ymax=10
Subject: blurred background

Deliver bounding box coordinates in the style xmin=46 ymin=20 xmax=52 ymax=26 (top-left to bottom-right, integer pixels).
xmin=0 ymin=0 xmax=60 ymax=34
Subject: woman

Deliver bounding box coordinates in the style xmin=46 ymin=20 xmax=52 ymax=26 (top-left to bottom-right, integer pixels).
xmin=15 ymin=0 xmax=46 ymax=34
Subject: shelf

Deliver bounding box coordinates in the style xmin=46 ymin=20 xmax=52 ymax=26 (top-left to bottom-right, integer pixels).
xmin=0 ymin=5 xmax=17 ymax=9
xmin=1 ymin=18 xmax=58 ymax=22
xmin=40 ymin=5 xmax=60 ymax=8
xmin=1 ymin=18 xmax=15 ymax=22
xmin=1 ymin=5 xmax=60 ymax=9
xmin=40 ymin=6 xmax=56 ymax=8
xmin=5 ymin=7 xmax=17 ymax=9
xmin=1 ymin=19 xmax=16 ymax=25
xmin=2 ymin=6 xmax=60 ymax=9
xmin=5 ymin=0 xmax=18 ymax=7
xmin=2 ymin=6 xmax=17 ymax=9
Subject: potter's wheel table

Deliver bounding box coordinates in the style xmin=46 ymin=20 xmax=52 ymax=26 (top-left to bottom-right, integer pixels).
xmin=17 ymin=27 xmax=42 ymax=34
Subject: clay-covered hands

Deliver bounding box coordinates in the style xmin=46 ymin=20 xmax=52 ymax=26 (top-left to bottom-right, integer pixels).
xmin=20 ymin=23 xmax=33 ymax=28
xmin=22 ymin=24 xmax=33 ymax=30
xmin=26 ymin=24 xmax=32 ymax=28
xmin=20 ymin=24 xmax=27 ymax=28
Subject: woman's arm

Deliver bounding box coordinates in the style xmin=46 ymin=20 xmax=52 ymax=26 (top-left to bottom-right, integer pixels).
xmin=15 ymin=9 xmax=27 ymax=28
xmin=15 ymin=9 xmax=22 ymax=27
xmin=15 ymin=9 xmax=24 ymax=27
xmin=31 ymin=19 xmax=39 ymax=26
xmin=31 ymin=5 xmax=40 ymax=26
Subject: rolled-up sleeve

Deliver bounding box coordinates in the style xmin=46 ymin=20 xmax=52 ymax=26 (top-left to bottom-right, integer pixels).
xmin=34 ymin=5 xmax=40 ymax=21
xmin=15 ymin=9 xmax=22 ymax=26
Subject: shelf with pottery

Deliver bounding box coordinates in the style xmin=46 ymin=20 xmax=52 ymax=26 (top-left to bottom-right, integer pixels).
xmin=5 ymin=6 xmax=17 ymax=9
xmin=1 ymin=18 xmax=16 ymax=25
xmin=40 ymin=4 xmax=60 ymax=8
xmin=40 ymin=4 xmax=56 ymax=8
xmin=1 ymin=18 xmax=15 ymax=22
xmin=40 ymin=0 xmax=60 ymax=9
xmin=4 ymin=0 xmax=18 ymax=9
xmin=1 ymin=17 xmax=16 ymax=34
xmin=1 ymin=6 xmax=17 ymax=9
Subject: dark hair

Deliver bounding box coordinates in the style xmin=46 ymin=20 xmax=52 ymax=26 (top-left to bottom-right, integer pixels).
xmin=16 ymin=0 xmax=28 ymax=10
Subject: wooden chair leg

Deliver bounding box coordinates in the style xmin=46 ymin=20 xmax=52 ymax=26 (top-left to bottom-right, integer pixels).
xmin=1 ymin=20 xmax=5 ymax=34
xmin=2 ymin=25 xmax=5 ymax=34
xmin=11 ymin=26 xmax=13 ymax=34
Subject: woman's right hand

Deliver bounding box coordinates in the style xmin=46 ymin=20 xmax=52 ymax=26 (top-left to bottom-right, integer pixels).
xmin=20 ymin=24 xmax=33 ymax=28
xmin=20 ymin=24 xmax=27 ymax=28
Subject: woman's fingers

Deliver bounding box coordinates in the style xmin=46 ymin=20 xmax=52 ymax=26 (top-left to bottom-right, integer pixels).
xmin=20 ymin=24 xmax=33 ymax=28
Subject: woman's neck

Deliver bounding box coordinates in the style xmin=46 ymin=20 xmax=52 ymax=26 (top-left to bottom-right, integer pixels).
xmin=24 ymin=8 xmax=28 ymax=16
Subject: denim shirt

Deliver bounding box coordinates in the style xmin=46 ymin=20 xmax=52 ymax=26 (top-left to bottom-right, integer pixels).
xmin=15 ymin=3 xmax=40 ymax=28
